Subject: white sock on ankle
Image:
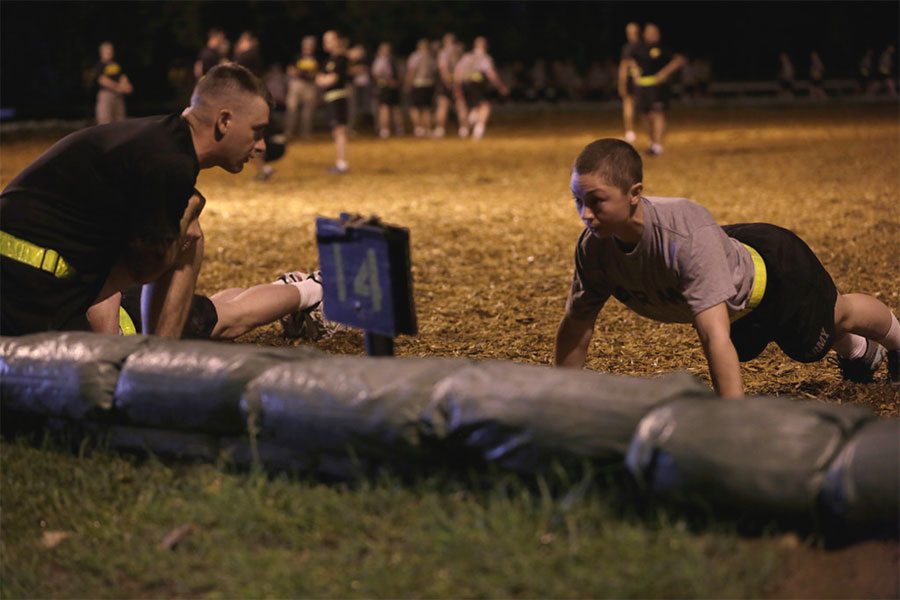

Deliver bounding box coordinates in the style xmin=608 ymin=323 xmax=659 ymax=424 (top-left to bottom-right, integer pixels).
xmin=833 ymin=333 xmax=868 ymax=359
xmin=875 ymin=313 xmax=900 ymax=351
xmin=290 ymin=278 xmax=323 ymax=311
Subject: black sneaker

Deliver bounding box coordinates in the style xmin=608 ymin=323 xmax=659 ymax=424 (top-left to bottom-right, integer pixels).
xmin=835 ymin=339 xmax=886 ymax=383
xmin=886 ymin=349 xmax=899 ymax=387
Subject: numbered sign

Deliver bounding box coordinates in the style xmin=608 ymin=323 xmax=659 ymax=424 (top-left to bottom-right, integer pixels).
xmin=316 ymin=214 xmax=417 ymax=338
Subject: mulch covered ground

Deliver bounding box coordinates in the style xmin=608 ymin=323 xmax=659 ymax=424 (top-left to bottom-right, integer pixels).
xmin=1 ymin=104 xmax=897 ymax=413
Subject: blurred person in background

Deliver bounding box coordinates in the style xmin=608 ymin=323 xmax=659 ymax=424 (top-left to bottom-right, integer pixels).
xmin=285 ymin=35 xmax=320 ymax=141
xmin=808 ymin=51 xmax=826 ymax=100
xmin=454 ymin=36 xmax=509 ymax=139
xmin=405 ymin=38 xmax=438 ymax=137
xmin=434 ymin=33 xmax=461 ymax=138
xmin=317 ymin=30 xmax=350 ymax=174
xmin=618 ymin=22 xmax=641 ymax=142
xmin=626 ymin=23 xmax=684 ymax=156
xmin=347 ymin=44 xmax=372 ymax=136
xmin=876 ymin=45 xmax=897 ymax=97
xmin=195 ymin=28 xmax=227 ymax=79
xmin=233 ymin=32 xmax=263 ymax=78
xmin=94 ymin=41 xmax=133 ymax=125
xmin=777 ymin=52 xmax=795 ymax=99
xmin=858 ymin=48 xmax=874 ymax=95
xmin=372 ymin=41 xmax=405 ymax=138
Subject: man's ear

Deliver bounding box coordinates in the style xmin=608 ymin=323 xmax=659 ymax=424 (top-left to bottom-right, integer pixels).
xmin=630 ymin=182 xmax=643 ymax=202
xmin=214 ymin=108 xmax=232 ymax=141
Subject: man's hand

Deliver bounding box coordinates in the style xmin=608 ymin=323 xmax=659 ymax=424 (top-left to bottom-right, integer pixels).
xmin=693 ymin=303 xmax=743 ymax=398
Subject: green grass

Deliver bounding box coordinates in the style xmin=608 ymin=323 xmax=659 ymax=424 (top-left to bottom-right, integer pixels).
xmin=1 ymin=435 xmax=782 ymax=599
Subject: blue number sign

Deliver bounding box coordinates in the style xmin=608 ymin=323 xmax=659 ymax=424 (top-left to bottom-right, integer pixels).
xmin=316 ymin=214 xmax=417 ymax=339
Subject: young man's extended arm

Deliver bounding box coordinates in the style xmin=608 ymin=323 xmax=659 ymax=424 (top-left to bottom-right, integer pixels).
xmin=554 ymin=312 xmax=597 ymax=368
xmin=656 ymin=54 xmax=686 ymax=82
xmin=693 ymin=302 xmax=743 ymax=398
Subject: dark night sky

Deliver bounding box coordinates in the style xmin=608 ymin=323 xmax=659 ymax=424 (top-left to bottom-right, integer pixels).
xmin=1 ymin=1 xmax=898 ymax=119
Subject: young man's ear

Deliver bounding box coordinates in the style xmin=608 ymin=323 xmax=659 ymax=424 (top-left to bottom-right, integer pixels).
xmin=629 ymin=182 xmax=643 ymax=201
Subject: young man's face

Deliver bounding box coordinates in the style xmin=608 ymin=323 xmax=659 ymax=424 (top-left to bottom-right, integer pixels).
xmin=219 ymin=95 xmax=270 ymax=173
xmin=570 ymin=170 xmax=639 ymax=239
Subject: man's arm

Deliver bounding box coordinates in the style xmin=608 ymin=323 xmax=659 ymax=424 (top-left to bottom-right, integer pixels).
xmin=554 ymin=312 xmax=597 ymax=368
xmin=693 ymin=302 xmax=743 ymax=398
xmin=97 ymin=74 xmax=121 ymax=92
xmin=618 ymin=58 xmax=634 ymax=97
xmin=315 ymin=72 xmax=337 ymax=88
xmin=485 ymin=66 xmax=509 ymax=96
xmin=656 ymin=54 xmax=686 ymax=82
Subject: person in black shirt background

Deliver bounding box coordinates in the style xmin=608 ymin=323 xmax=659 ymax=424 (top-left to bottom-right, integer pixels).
xmin=625 ymin=23 xmax=684 ymax=156
xmin=316 ymin=29 xmax=349 ymax=174
xmin=95 ymin=41 xmax=133 ymax=125
xmin=195 ymin=28 xmax=227 ymax=80
xmin=0 ymin=64 xmax=271 ymax=338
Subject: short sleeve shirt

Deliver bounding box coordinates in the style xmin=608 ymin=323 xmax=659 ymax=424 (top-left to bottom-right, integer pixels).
xmin=0 ymin=114 xmax=199 ymax=282
xmin=632 ymin=43 xmax=673 ymax=79
xmin=620 ymin=41 xmax=641 ymax=62
xmin=407 ymin=50 xmax=436 ymax=86
xmin=323 ymin=54 xmax=348 ymax=92
xmin=566 ymin=197 xmax=755 ymax=323
xmin=197 ymin=46 xmax=220 ymax=76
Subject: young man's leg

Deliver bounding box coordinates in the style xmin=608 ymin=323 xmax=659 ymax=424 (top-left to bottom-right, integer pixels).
xmin=622 ymin=94 xmax=635 ymax=142
xmin=648 ymin=110 xmax=666 ymax=155
xmin=434 ymin=94 xmax=449 ymax=137
xmin=471 ymin=101 xmax=491 ymax=139
xmin=409 ymin=106 xmax=423 ymax=136
xmin=208 ymin=276 xmax=322 ymax=340
xmin=832 ymin=293 xmax=900 ymax=383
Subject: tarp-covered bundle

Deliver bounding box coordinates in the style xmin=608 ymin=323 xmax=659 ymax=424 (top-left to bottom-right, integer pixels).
xmin=1 ymin=332 xmax=897 ymax=531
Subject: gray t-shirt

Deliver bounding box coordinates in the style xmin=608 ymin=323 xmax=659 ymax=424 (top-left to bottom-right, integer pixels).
xmin=455 ymin=51 xmax=496 ymax=82
xmin=566 ymin=196 xmax=755 ymax=324
xmin=407 ymin=49 xmax=436 ymax=86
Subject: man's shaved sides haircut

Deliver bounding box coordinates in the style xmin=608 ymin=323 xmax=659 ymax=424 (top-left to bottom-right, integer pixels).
xmin=191 ymin=63 xmax=273 ymax=110
xmin=573 ymin=138 xmax=643 ymax=193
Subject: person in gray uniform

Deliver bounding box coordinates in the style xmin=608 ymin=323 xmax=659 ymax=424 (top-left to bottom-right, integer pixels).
xmin=617 ymin=22 xmax=641 ymax=142
xmin=405 ymin=38 xmax=438 ymax=137
xmin=434 ymin=33 xmax=461 ymax=138
xmin=372 ymin=41 xmax=405 ymax=139
xmin=555 ymin=138 xmax=900 ymax=395
xmin=94 ymin=41 xmax=133 ymax=125
xmin=453 ymin=36 xmax=508 ymax=139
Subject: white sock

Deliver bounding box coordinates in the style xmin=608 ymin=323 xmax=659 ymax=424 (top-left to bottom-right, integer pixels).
xmin=290 ymin=278 xmax=323 ymax=311
xmin=833 ymin=333 xmax=868 ymax=359
xmin=336 ymin=159 xmax=348 ymax=170
xmin=472 ymin=122 xmax=485 ymax=139
xmin=875 ymin=313 xmax=900 ymax=351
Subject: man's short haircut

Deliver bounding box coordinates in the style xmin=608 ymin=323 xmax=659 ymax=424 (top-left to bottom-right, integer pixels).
xmin=192 ymin=63 xmax=274 ymax=109
xmin=573 ymin=139 xmax=643 ymax=193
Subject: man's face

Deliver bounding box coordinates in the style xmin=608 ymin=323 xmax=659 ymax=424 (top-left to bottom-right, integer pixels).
xmin=219 ymin=95 xmax=270 ymax=173
xmin=323 ymin=31 xmax=337 ymax=53
xmin=570 ymin=171 xmax=637 ymax=239
xmin=643 ymin=25 xmax=660 ymax=45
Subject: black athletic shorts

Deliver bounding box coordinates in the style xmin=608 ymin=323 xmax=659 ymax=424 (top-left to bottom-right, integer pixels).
xmin=377 ymin=86 xmax=399 ymax=107
xmin=0 ymin=254 xmax=102 ymax=335
xmin=120 ymin=285 xmax=218 ymax=339
xmin=625 ymin=78 xmax=635 ymax=96
xmin=635 ymin=84 xmax=669 ymax=113
xmin=411 ymin=85 xmax=435 ymax=108
xmin=463 ymin=81 xmax=487 ymax=106
xmin=723 ymin=223 xmax=838 ymax=363
xmin=327 ymin=97 xmax=348 ymax=127
xmin=435 ymin=79 xmax=453 ymax=100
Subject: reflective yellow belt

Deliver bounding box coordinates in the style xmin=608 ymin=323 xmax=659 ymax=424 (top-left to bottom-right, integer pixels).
xmin=0 ymin=230 xmax=75 ymax=279
xmin=324 ymin=88 xmax=348 ymax=102
xmin=730 ymin=243 xmax=767 ymax=323
xmin=119 ymin=306 xmax=137 ymax=335
xmin=636 ymin=74 xmax=659 ymax=86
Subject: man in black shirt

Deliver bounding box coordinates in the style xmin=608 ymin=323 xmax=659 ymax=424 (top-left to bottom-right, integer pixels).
xmin=0 ymin=64 xmax=271 ymax=338
xmin=316 ymin=30 xmax=349 ymax=174
xmin=195 ymin=28 xmax=227 ymax=80
xmin=95 ymin=41 xmax=133 ymax=125
xmin=624 ymin=23 xmax=683 ymax=156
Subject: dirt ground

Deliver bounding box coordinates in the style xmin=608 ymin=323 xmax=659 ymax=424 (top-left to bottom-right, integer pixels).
xmin=1 ymin=104 xmax=898 ymax=597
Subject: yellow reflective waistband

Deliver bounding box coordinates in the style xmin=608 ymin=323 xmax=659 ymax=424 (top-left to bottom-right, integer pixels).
xmin=119 ymin=306 xmax=137 ymax=335
xmin=413 ymin=78 xmax=434 ymax=87
xmin=730 ymin=243 xmax=767 ymax=323
xmin=324 ymin=88 xmax=348 ymax=102
xmin=636 ymin=75 xmax=660 ymax=86
xmin=0 ymin=230 xmax=75 ymax=279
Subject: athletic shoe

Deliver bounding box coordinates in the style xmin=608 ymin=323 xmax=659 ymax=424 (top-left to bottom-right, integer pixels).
xmin=887 ymin=349 xmax=899 ymax=386
xmin=433 ymin=126 xmax=445 ymax=138
xmin=624 ymin=130 xmax=636 ymax=143
xmin=327 ymin=165 xmax=349 ymax=175
xmin=255 ymin=165 xmax=275 ymax=181
xmin=458 ymin=126 xmax=469 ymax=138
xmin=472 ymin=123 xmax=485 ymax=139
xmin=646 ymin=144 xmax=664 ymax=157
xmin=280 ymin=271 xmax=345 ymax=341
xmin=414 ymin=126 xmax=426 ymax=137
xmin=379 ymin=128 xmax=390 ymax=139
xmin=835 ymin=339 xmax=886 ymax=383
